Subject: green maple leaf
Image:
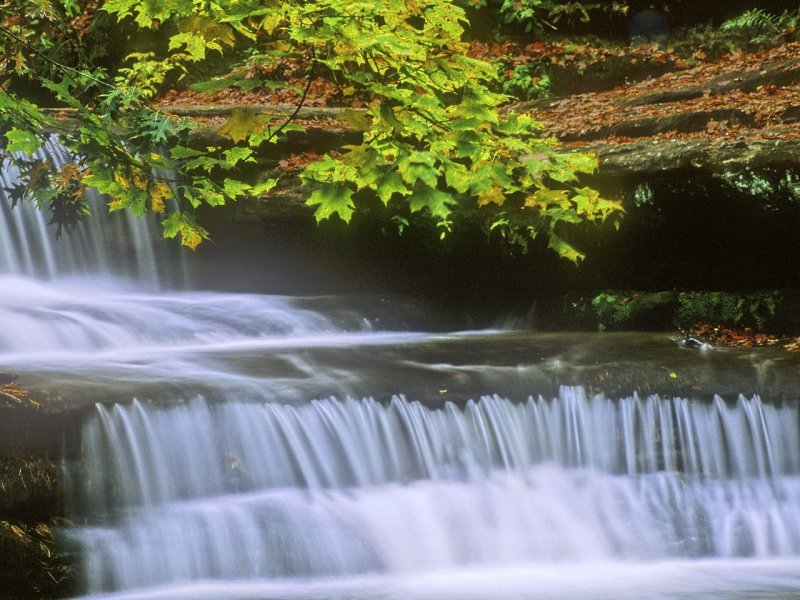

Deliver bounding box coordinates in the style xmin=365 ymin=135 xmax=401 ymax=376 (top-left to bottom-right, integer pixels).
xmin=4 ymin=128 xmax=41 ymax=155
xmin=398 ymin=153 xmax=439 ymax=188
xmin=376 ymin=172 xmax=409 ymax=204
xmin=252 ymin=178 xmax=278 ymax=195
xmin=409 ymin=183 xmax=456 ymax=220
xmin=306 ymin=184 xmax=355 ymax=222
xmin=223 ymin=146 xmax=254 ymax=166
xmin=567 ymin=152 xmax=599 ymax=174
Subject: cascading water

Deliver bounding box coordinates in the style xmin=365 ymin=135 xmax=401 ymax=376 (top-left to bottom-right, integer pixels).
xmin=0 ymin=141 xmax=184 ymax=286
xmin=5 ymin=153 xmax=800 ymax=599
xmin=62 ymin=390 xmax=800 ymax=599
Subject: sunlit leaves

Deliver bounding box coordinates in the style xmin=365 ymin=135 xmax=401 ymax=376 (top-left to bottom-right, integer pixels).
xmin=162 ymin=210 xmax=208 ymax=250
xmin=4 ymin=128 xmax=41 ymax=155
xmin=170 ymin=16 xmax=235 ymax=61
xmin=566 ymin=153 xmax=599 ymax=175
xmin=218 ymin=109 xmax=266 ymax=144
xmin=398 ymin=153 xmax=439 ymax=189
xmin=279 ymin=0 xmax=620 ymax=260
xmin=103 ymin=0 xmax=194 ymax=28
xmin=375 ymin=171 xmax=409 ymax=204
xmin=477 ymin=186 xmax=506 ymax=207
xmin=223 ymin=146 xmax=254 ymax=166
xmin=548 ymin=232 xmax=585 ymax=263
xmin=149 ymin=182 xmax=171 ymax=213
xmin=0 ymin=0 xmax=622 ymax=259
xmin=408 ymin=183 xmax=456 ymax=220
xmin=306 ymin=183 xmax=355 ymax=222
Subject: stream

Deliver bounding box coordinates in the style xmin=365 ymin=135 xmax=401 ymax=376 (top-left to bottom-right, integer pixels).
xmin=4 ymin=153 xmax=800 ymax=599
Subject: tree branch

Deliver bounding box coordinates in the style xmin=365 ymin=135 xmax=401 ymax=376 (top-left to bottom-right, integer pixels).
xmin=0 ymin=24 xmax=114 ymax=91
xmin=263 ymin=61 xmax=317 ymax=145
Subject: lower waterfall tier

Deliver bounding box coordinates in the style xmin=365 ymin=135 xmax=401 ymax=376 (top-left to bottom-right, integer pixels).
xmin=70 ymin=391 xmax=800 ymax=595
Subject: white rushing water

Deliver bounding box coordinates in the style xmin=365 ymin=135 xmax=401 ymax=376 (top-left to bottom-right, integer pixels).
xmin=4 ymin=152 xmax=800 ymax=599
xmin=68 ymin=391 xmax=800 ymax=599
xmin=0 ymin=142 xmax=184 ymax=286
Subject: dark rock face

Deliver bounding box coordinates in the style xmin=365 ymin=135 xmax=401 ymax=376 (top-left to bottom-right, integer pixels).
xmin=0 ymin=405 xmax=78 ymax=599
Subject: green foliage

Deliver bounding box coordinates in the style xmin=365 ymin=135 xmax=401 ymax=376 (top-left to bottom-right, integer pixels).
xmin=0 ymin=0 xmax=622 ymax=258
xmin=721 ymin=8 xmax=800 ymax=46
xmin=115 ymin=52 xmax=187 ymax=100
xmin=591 ymin=291 xmax=677 ymax=331
xmin=498 ymin=1 xmax=627 ymax=33
xmin=583 ymin=290 xmax=800 ymax=334
xmin=675 ymin=292 xmax=781 ymax=331
xmin=501 ymin=64 xmax=551 ymax=100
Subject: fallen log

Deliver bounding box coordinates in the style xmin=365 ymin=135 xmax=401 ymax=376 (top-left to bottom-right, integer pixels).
xmin=586 ymin=135 xmax=800 ymax=177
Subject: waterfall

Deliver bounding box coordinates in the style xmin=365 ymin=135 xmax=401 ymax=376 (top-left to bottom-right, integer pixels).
xmin=5 ymin=142 xmax=800 ymax=600
xmin=71 ymin=389 xmax=800 ymax=596
xmin=0 ymin=141 xmax=184 ymax=287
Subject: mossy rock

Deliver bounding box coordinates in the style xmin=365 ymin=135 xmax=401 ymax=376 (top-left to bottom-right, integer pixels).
xmin=591 ymin=291 xmax=679 ymax=331
xmin=585 ymin=290 xmax=800 ymax=334
xmin=675 ymin=291 xmax=800 ymax=333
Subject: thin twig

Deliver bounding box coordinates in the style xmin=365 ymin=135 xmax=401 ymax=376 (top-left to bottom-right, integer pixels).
xmin=0 ymin=24 xmax=114 ymax=91
xmin=264 ymin=61 xmax=317 ymax=144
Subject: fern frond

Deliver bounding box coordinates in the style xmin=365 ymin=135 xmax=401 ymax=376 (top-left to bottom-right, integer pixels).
xmin=721 ymin=8 xmax=800 ymax=34
xmin=721 ymin=9 xmax=779 ymax=32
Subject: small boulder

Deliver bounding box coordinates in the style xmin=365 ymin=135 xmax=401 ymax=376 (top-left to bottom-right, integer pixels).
xmin=629 ymin=9 xmax=669 ymax=46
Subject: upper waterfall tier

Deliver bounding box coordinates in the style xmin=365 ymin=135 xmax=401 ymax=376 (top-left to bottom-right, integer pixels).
xmin=0 ymin=142 xmax=184 ymax=287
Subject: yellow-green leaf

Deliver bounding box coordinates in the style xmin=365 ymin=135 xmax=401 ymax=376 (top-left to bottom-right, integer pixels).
xmin=219 ymin=109 xmax=265 ymax=144
xmin=548 ymin=233 xmax=585 ymax=263
xmin=525 ymin=188 xmax=567 ymax=209
xmin=477 ymin=186 xmax=505 ymax=207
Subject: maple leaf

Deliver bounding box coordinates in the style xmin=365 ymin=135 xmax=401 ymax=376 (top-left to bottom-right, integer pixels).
xmin=3 ymin=183 xmax=26 ymax=207
xmin=4 ymin=128 xmax=40 ymax=155
xmin=525 ymin=188 xmax=567 ymax=209
xmin=219 ymin=109 xmax=266 ymax=144
xmin=306 ymin=184 xmax=356 ymax=222
xmin=409 ymin=183 xmax=456 ymax=220
xmin=547 ymin=232 xmax=585 ymax=263
xmin=162 ymin=211 xmax=208 ymax=250
xmin=53 ymin=164 xmax=82 ymax=191
xmin=477 ymin=186 xmax=506 ymax=206
xmin=376 ymin=171 xmax=409 ymax=204
xmin=173 ymin=16 xmax=235 ymax=60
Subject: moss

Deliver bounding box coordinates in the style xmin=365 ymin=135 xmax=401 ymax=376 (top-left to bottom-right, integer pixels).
xmin=674 ymin=291 xmax=800 ymax=332
xmin=582 ymin=290 xmax=800 ymax=335
xmin=591 ymin=291 xmax=678 ymax=331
